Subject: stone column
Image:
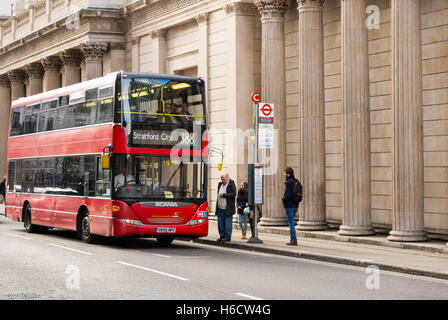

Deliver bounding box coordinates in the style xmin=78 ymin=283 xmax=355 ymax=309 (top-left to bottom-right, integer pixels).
xmin=131 ymin=37 xmax=140 ymax=73
xmin=338 ymin=0 xmax=374 ymax=236
xmin=27 ymin=63 xmax=44 ymax=95
xmin=196 ymin=13 xmax=209 ymax=81
xmin=81 ymin=42 xmax=108 ymax=80
xmin=109 ymin=42 xmax=126 ymax=73
xmin=8 ymin=70 xmax=27 ymax=102
xmin=254 ymin=0 xmax=288 ymax=226
xmin=151 ymin=30 xmax=167 ymax=74
xmin=29 ymin=5 xmax=35 ymax=33
xmin=11 ymin=17 xmax=16 ymax=41
xmin=46 ymin=0 xmax=52 ymax=23
xmin=0 ymin=75 xmax=11 ymax=179
xmin=225 ymin=3 xmax=257 ymax=204
xmin=297 ymin=0 xmax=327 ymax=230
xmin=388 ymin=0 xmax=426 ymax=242
xmin=0 ymin=24 xmax=3 ymax=48
xmin=61 ymin=49 xmax=82 ymax=86
xmin=42 ymin=56 xmax=62 ymax=91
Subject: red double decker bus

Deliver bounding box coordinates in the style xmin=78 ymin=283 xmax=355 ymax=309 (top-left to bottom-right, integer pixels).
xmin=5 ymin=72 xmax=208 ymax=244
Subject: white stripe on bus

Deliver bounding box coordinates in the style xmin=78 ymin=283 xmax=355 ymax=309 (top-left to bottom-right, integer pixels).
xmin=5 ymin=206 xmax=113 ymax=219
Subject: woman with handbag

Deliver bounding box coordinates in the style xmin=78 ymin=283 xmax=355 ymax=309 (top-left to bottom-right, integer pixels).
xmin=236 ymin=182 xmax=249 ymax=239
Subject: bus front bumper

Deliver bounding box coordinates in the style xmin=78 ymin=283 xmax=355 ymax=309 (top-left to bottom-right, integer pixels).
xmin=112 ymin=218 xmax=209 ymax=238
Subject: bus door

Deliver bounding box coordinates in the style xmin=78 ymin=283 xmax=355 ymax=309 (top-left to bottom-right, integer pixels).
xmin=6 ymin=160 xmax=22 ymax=221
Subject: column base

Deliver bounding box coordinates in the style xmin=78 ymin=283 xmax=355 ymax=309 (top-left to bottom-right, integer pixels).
xmin=387 ymin=230 xmax=428 ymax=242
xmin=258 ymin=217 xmax=288 ymax=227
xmin=326 ymin=219 xmax=341 ymax=229
xmin=338 ymin=225 xmax=375 ymax=236
xmin=296 ymin=221 xmax=327 ymax=231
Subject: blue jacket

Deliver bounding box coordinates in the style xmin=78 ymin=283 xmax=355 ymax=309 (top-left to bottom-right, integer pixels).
xmin=282 ymin=174 xmax=299 ymax=209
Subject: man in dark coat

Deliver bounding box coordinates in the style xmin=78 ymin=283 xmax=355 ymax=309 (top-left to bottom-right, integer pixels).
xmin=215 ymin=172 xmax=236 ymax=243
xmin=0 ymin=176 xmax=6 ymax=204
xmin=282 ymin=167 xmax=300 ymax=246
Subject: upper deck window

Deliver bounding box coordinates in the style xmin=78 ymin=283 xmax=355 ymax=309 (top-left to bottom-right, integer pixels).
xmin=10 ymin=83 xmax=115 ymax=137
xmin=120 ymin=76 xmax=205 ymax=126
xmin=10 ymin=106 xmax=24 ymax=136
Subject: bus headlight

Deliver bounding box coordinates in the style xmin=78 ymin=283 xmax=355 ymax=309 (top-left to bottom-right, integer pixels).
xmin=119 ymin=219 xmax=142 ymax=225
xmin=186 ymin=219 xmax=206 ymax=225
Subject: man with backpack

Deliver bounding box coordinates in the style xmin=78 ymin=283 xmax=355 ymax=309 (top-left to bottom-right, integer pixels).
xmin=282 ymin=167 xmax=302 ymax=246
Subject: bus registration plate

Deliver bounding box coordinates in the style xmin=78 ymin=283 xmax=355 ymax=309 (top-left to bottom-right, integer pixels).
xmin=156 ymin=228 xmax=176 ymax=233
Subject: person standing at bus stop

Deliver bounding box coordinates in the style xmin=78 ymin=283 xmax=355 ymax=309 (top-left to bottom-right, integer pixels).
xmin=282 ymin=167 xmax=301 ymax=246
xmin=237 ymin=182 xmax=249 ymax=239
xmin=0 ymin=175 xmax=5 ymax=205
xmin=216 ymin=172 xmax=236 ymax=243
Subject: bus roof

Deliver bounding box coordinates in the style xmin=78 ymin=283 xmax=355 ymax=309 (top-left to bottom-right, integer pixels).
xmin=122 ymin=72 xmax=203 ymax=83
xmin=11 ymin=71 xmax=120 ymax=108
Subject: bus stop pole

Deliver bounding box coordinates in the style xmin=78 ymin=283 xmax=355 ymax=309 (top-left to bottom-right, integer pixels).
xmin=248 ymin=103 xmax=263 ymax=244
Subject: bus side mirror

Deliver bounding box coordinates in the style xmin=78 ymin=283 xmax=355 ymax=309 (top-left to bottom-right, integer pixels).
xmin=102 ymin=153 xmax=110 ymax=170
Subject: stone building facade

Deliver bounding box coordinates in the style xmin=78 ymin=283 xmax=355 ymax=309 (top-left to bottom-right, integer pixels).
xmin=0 ymin=0 xmax=447 ymax=243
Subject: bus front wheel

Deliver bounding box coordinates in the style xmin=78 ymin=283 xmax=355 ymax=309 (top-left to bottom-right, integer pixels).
xmin=24 ymin=204 xmax=37 ymax=233
xmin=80 ymin=214 xmax=96 ymax=244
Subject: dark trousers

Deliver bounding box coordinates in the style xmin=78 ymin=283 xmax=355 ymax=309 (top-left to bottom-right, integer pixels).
xmin=217 ymin=208 xmax=233 ymax=239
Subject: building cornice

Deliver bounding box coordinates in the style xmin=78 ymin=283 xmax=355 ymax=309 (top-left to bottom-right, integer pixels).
xmin=0 ymin=8 xmax=123 ymax=51
xmin=0 ymin=9 xmax=125 ymax=75
xmin=128 ymin=0 xmax=232 ymax=38
xmin=131 ymin=0 xmax=204 ymax=28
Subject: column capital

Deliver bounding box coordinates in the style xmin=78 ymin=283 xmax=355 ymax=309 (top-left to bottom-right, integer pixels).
xmin=27 ymin=62 xmax=45 ymax=80
xmin=297 ymin=0 xmax=324 ymax=12
xmin=225 ymin=3 xmax=257 ymax=16
xmin=41 ymin=56 xmax=62 ymax=73
xmin=61 ymin=49 xmax=83 ymax=67
xmin=195 ymin=12 xmax=209 ymax=24
xmin=109 ymin=42 xmax=126 ymax=50
xmin=150 ymin=30 xmax=167 ymax=40
xmin=8 ymin=69 xmax=27 ymax=83
xmin=131 ymin=36 xmax=140 ymax=46
xmin=253 ymin=0 xmax=288 ymax=18
xmin=0 ymin=75 xmax=10 ymax=88
xmin=81 ymin=42 xmax=108 ymax=60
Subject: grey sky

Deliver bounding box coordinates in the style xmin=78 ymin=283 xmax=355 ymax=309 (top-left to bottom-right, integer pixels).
xmin=0 ymin=0 xmax=13 ymax=16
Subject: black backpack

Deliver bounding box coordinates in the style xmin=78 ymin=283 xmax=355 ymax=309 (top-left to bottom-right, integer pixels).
xmin=291 ymin=179 xmax=303 ymax=204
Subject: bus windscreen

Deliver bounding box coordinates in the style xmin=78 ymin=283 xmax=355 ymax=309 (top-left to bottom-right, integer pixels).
xmin=113 ymin=154 xmax=204 ymax=203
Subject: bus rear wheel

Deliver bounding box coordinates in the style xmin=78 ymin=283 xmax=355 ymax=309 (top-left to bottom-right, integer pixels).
xmin=156 ymin=236 xmax=175 ymax=246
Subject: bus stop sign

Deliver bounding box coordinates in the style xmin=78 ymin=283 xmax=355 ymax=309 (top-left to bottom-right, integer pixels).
xmin=251 ymin=92 xmax=260 ymax=103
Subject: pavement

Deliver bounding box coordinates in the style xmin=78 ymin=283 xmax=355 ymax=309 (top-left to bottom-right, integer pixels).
xmin=2 ymin=203 xmax=448 ymax=280
xmin=196 ymin=216 xmax=448 ymax=281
